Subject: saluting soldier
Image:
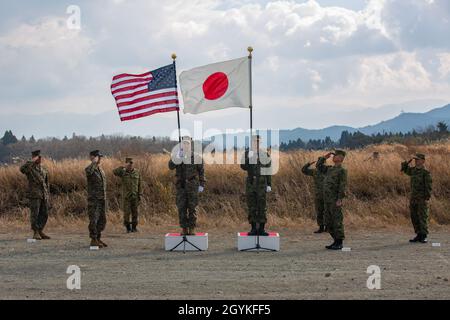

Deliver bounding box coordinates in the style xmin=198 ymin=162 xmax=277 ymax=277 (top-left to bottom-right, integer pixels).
xmin=401 ymin=153 xmax=432 ymax=243
xmin=113 ymin=158 xmax=142 ymax=233
xmin=85 ymin=150 xmax=108 ymax=248
xmin=302 ymin=159 xmax=326 ymax=233
xmin=169 ymin=136 xmax=206 ymax=236
xmin=316 ymin=150 xmax=348 ymax=250
xmin=241 ymin=135 xmax=272 ymax=236
xmin=20 ymin=150 xmax=51 ymax=240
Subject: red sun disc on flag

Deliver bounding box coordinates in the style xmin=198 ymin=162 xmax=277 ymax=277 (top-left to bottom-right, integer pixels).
xmin=203 ymin=72 xmax=229 ymax=100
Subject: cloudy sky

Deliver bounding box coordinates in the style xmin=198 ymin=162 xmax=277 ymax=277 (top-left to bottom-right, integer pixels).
xmin=0 ymin=0 xmax=450 ymax=137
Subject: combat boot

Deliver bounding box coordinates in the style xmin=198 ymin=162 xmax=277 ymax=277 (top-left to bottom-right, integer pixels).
xmin=188 ymin=227 xmax=196 ymax=236
xmin=125 ymin=223 xmax=132 ymax=233
xmin=33 ymin=230 xmax=42 ymax=240
xmin=314 ymin=225 xmax=325 ymax=234
xmin=181 ymin=228 xmax=188 ymax=236
xmin=90 ymin=238 xmax=100 ymax=247
xmin=418 ymin=234 xmax=428 ymax=244
xmin=330 ymin=239 xmax=343 ymax=250
xmin=409 ymin=234 xmax=420 ymax=243
xmin=38 ymin=230 xmax=51 ymax=240
xmin=98 ymin=238 xmax=108 ymax=248
xmin=131 ymin=224 xmax=138 ymax=233
xmin=258 ymin=223 xmax=269 ymax=236
xmin=248 ymin=223 xmax=257 ymax=236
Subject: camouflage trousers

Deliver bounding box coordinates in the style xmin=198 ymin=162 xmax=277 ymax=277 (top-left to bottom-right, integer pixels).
xmin=176 ymin=183 xmax=199 ymax=228
xmin=28 ymin=198 xmax=48 ymax=231
xmin=246 ymin=177 xmax=267 ymax=224
xmin=324 ymin=199 xmax=345 ymax=240
xmin=122 ymin=197 xmax=139 ymax=227
xmin=314 ymin=195 xmax=325 ymax=227
xmin=88 ymin=198 xmax=107 ymax=239
xmin=410 ymin=198 xmax=429 ymax=235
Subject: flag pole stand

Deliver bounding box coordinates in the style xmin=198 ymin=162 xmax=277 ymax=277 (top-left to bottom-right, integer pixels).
xmin=172 ymin=53 xmax=182 ymax=144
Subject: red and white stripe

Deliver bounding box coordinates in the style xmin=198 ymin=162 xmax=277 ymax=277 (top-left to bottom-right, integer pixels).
xmin=111 ymin=71 xmax=179 ymax=122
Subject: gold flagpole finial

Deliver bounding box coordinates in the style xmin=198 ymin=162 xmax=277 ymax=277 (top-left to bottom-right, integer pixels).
xmin=171 ymin=53 xmax=177 ymax=61
xmin=247 ymin=47 xmax=253 ymax=57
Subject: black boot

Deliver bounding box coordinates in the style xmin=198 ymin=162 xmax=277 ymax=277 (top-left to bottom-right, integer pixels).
xmin=409 ymin=234 xmax=420 ymax=243
xmin=330 ymin=239 xmax=343 ymax=250
xmin=418 ymin=233 xmax=428 ymax=243
xmin=258 ymin=223 xmax=269 ymax=236
xmin=314 ymin=225 xmax=325 ymax=234
xmin=248 ymin=223 xmax=257 ymax=236
xmin=131 ymin=223 xmax=138 ymax=233
xmin=125 ymin=223 xmax=132 ymax=233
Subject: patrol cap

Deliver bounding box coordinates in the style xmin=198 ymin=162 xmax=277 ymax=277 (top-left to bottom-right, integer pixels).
xmin=413 ymin=153 xmax=426 ymax=160
xmin=334 ymin=150 xmax=347 ymax=157
xmin=31 ymin=150 xmax=41 ymax=157
xmin=90 ymin=150 xmax=103 ymax=157
xmin=125 ymin=157 xmax=133 ymax=164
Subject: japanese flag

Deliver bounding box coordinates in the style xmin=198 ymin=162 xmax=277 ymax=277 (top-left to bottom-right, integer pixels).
xmin=179 ymin=57 xmax=250 ymax=114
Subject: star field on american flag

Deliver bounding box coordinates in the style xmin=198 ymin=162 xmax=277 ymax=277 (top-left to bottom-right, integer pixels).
xmin=111 ymin=64 xmax=179 ymax=122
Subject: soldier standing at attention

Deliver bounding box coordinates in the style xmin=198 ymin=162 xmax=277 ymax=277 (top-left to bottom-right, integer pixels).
xmin=401 ymin=154 xmax=432 ymax=244
xmin=317 ymin=150 xmax=348 ymax=250
xmin=169 ymin=136 xmax=206 ymax=236
xmin=85 ymin=150 xmax=108 ymax=248
xmin=113 ymin=158 xmax=142 ymax=233
xmin=302 ymin=159 xmax=326 ymax=233
xmin=20 ymin=150 xmax=51 ymax=240
xmin=241 ymin=135 xmax=272 ymax=236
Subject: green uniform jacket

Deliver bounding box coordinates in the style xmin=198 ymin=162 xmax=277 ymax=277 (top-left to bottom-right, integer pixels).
xmin=401 ymin=162 xmax=432 ymax=200
xmin=301 ymin=162 xmax=325 ymax=198
xmin=85 ymin=162 xmax=106 ymax=199
xmin=316 ymin=157 xmax=347 ymax=201
xmin=240 ymin=150 xmax=272 ymax=187
xmin=168 ymin=154 xmax=206 ymax=188
xmin=113 ymin=167 xmax=142 ymax=200
xmin=20 ymin=161 xmax=49 ymax=200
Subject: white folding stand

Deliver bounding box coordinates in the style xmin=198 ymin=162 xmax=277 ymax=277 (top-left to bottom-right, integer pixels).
xmin=165 ymin=233 xmax=208 ymax=253
xmin=238 ymin=232 xmax=280 ymax=252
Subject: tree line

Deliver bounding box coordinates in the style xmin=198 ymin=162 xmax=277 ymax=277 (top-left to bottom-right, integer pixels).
xmin=280 ymin=122 xmax=450 ymax=151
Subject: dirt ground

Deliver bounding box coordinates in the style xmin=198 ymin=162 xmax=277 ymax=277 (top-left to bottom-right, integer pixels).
xmin=0 ymin=225 xmax=449 ymax=300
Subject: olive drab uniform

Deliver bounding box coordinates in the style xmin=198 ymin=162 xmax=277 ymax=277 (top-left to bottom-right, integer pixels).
xmin=85 ymin=162 xmax=107 ymax=240
xmin=20 ymin=161 xmax=50 ymax=232
xmin=401 ymin=162 xmax=432 ymax=236
xmin=168 ymin=154 xmax=205 ymax=229
xmin=317 ymin=157 xmax=347 ymax=240
xmin=241 ymin=150 xmax=272 ymax=225
xmin=113 ymin=167 xmax=142 ymax=229
xmin=302 ymin=162 xmax=325 ymax=228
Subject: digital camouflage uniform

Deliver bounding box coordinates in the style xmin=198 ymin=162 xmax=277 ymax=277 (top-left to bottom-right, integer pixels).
xmin=20 ymin=161 xmax=49 ymax=232
xmin=317 ymin=157 xmax=347 ymax=240
xmin=85 ymin=162 xmax=107 ymax=240
xmin=241 ymin=150 xmax=272 ymax=224
xmin=302 ymin=162 xmax=325 ymax=228
xmin=401 ymin=161 xmax=432 ymax=236
xmin=113 ymin=167 xmax=142 ymax=229
xmin=168 ymin=154 xmax=205 ymax=229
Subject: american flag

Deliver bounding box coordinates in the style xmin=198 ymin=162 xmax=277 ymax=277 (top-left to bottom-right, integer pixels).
xmin=111 ymin=64 xmax=179 ymax=121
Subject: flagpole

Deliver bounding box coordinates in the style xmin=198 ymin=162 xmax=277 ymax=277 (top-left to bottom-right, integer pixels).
xmin=248 ymin=46 xmax=253 ymax=147
xmin=172 ymin=53 xmax=182 ymax=143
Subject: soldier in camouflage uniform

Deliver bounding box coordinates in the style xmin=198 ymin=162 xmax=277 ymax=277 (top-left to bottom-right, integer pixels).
xmin=317 ymin=150 xmax=348 ymax=250
xmin=168 ymin=137 xmax=206 ymax=236
xmin=85 ymin=150 xmax=108 ymax=248
xmin=401 ymin=153 xmax=432 ymax=243
xmin=20 ymin=150 xmax=51 ymax=240
xmin=113 ymin=157 xmax=142 ymax=233
xmin=302 ymin=159 xmax=326 ymax=233
xmin=241 ymin=135 xmax=272 ymax=236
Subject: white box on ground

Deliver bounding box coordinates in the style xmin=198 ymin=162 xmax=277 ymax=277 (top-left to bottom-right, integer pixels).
xmin=237 ymin=232 xmax=280 ymax=251
xmin=89 ymin=246 xmax=99 ymax=251
xmin=165 ymin=233 xmax=208 ymax=251
xmin=27 ymin=239 xmax=36 ymax=243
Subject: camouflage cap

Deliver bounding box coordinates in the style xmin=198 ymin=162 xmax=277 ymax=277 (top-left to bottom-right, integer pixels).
xmin=414 ymin=153 xmax=426 ymax=160
xmin=334 ymin=150 xmax=347 ymax=157
xmin=31 ymin=150 xmax=41 ymax=157
xmin=125 ymin=157 xmax=133 ymax=163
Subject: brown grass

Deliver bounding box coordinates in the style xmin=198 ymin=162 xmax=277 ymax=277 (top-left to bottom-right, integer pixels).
xmin=1 ymin=143 xmax=450 ymax=230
